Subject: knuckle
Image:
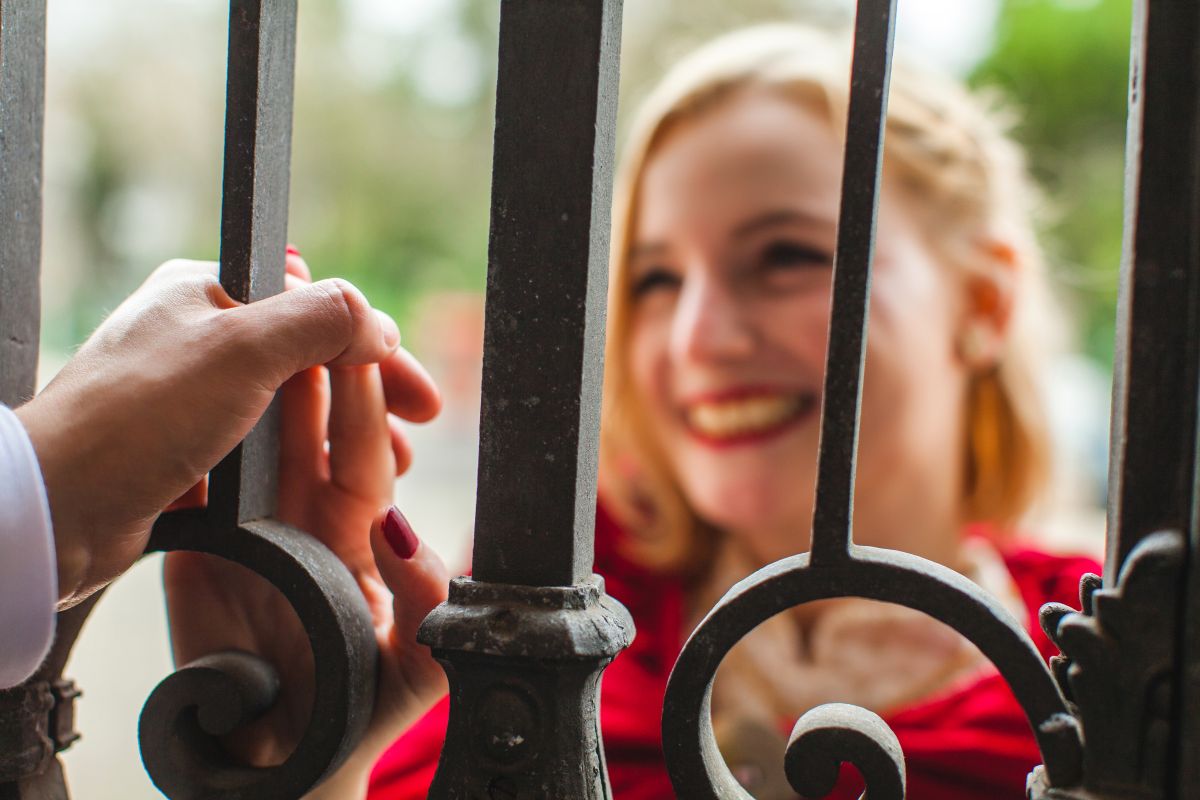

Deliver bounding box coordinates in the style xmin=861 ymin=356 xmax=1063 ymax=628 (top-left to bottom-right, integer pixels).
xmin=315 ymin=278 xmax=371 ymax=339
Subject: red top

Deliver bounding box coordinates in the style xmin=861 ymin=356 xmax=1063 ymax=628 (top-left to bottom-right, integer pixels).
xmin=369 ymin=506 xmax=1099 ymax=799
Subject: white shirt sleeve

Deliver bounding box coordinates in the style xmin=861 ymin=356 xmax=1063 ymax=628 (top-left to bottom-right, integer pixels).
xmin=0 ymin=404 xmax=57 ymax=689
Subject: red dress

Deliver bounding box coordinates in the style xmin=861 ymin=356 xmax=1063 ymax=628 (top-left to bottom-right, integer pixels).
xmin=369 ymin=506 xmax=1099 ymax=799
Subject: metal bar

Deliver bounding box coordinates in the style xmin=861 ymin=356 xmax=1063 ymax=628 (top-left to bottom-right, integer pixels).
xmin=0 ymin=0 xmax=45 ymax=407
xmin=809 ymin=0 xmax=896 ymax=565
xmin=470 ymin=0 xmax=623 ymax=587
xmin=208 ymin=0 xmax=298 ymax=529
xmin=1105 ymin=0 xmax=1200 ymax=583
xmin=1108 ymin=0 xmax=1200 ymax=794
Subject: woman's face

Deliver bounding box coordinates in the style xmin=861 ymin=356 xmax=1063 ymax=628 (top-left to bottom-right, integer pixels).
xmin=628 ymin=89 xmax=973 ymax=566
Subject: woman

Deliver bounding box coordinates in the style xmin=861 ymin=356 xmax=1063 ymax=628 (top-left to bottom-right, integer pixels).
xmin=169 ymin=24 xmax=1099 ymax=800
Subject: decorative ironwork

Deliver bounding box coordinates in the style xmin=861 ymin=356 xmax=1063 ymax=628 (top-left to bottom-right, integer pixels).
xmin=0 ymin=2 xmax=379 ymax=799
xmin=661 ymin=549 xmax=1084 ymax=798
xmin=416 ymin=1 xmax=634 ymax=797
xmin=2 ymin=0 xmax=1200 ymax=797
xmin=135 ymin=2 xmax=379 ymax=799
xmin=1031 ymin=531 xmax=1182 ymax=800
xmin=658 ymin=0 xmax=1082 ymax=797
xmin=141 ymin=515 xmax=376 ymax=799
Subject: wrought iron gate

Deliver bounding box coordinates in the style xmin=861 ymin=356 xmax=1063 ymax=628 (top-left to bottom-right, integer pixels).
xmin=0 ymin=0 xmax=1197 ymax=798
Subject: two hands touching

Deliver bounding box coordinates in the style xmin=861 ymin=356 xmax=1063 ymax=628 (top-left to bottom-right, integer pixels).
xmin=14 ymin=251 xmax=451 ymax=793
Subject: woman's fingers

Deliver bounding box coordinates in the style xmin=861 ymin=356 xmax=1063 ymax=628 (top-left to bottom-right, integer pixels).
xmin=279 ymin=367 xmax=331 ymax=498
xmin=380 ymin=347 xmax=442 ymax=423
xmin=328 ymin=364 xmax=395 ymax=500
xmin=388 ymin=416 xmax=414 ymax=476
xmin=164 ymin=478 xmax=208 ymax=512
xmin=370 ymin=507 xmax=449 ymax=696
xmin=285 ymin=247 xmax=312 ymax=282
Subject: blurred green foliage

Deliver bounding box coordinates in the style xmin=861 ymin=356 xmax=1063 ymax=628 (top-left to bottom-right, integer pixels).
xmin=972 ymin=0 xmax=1131 ymax=363
xmin=49 ymin=0 xmax=1131 ymax=369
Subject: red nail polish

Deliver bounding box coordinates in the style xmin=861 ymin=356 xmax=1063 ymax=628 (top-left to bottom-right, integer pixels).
xmin=286 ymin=244 xmax=301 ymax=257
xmin=383 ymin=506 xmax=419 ymax=559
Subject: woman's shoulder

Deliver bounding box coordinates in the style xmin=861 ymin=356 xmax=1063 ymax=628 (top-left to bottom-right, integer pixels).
xmin=1000 ymin=540 xmax=1101 ymax=606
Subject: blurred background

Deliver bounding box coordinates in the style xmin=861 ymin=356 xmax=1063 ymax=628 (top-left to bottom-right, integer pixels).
xmin=35 ymin=0 xmax=1129 ymax=795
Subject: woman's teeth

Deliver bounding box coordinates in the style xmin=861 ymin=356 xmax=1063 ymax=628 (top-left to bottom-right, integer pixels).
xmin=686 ymin=394 xmax=810 ymax=438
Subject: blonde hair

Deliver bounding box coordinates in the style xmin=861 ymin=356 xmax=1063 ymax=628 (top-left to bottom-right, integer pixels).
xmin=599 ymin=24 xmax=1058 ymax=575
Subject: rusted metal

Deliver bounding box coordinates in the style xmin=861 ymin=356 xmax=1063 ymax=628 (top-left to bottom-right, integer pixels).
xmin=417 ymin=0 xmax=634 ymax=797
xmin=661 ymin=548 xmax=1083 ymax=798
xmin=1107 ymin=2 xmax=1200 ymax=796
xmin=1033 ymin=531 xmax=1181 ymax=800
xmin=809 ymin=0 xmax=895 ymax=565
xmin=0 ymin=594 xmax=103 ymax=799
xmin=3 ymin=0 xmax=1200 ymax=797
xmin=208 ymin=0 xmax=296 ymax=531
xmin=141 ymin=514 xmax=376 ymax=799
xmin=418 ymin=577 xmax=633 ymax=798
xmin=659 ymin=2 xmax=1088 ymax=797
xmin=469 ymin=0 xmax=624 ymax=588
xmin=0 ymin=0 xmax=44 ymax=408
xmin=0 ymin=3 xmax=90 ymax=798
xmin=785 ymin=703 xmax=904 ymax=800
xmin=133 ymin=3 xmax=379 ymax=799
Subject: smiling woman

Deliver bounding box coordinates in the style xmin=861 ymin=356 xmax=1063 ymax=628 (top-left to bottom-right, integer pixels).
xmin=601 ymin=25 xmax=1058 ymax=578
xmin=366 ymin=23 xmax=1097 ymax=800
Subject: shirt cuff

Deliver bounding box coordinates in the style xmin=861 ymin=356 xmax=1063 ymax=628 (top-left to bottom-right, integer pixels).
xmin=0 ymin=404 xmax=57 ymax=688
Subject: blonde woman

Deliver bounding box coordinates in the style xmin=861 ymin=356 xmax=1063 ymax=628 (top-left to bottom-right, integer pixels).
xmin=367 ymin=25 xmax=1098 ymax=799
xmin=167 ymin=24 xmax=1100 ymax=800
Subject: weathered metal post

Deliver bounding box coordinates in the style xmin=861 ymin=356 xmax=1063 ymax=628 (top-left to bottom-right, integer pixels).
xmin=416 ymin=0 xmax=634 ymax=797
xmin=136 ymin=3 xmax=379 ymax=798
xmin=0 ymin=4 xmax=91 ymax=799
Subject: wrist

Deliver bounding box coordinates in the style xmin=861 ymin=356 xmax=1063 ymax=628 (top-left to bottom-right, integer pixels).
xmin=14 ymin=400 xmax=89 ymax=605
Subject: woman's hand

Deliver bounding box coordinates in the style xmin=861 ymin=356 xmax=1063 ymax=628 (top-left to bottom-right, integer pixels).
xmin=16 ymin=254 xmax=437 ymax=606
xmin=163 ymin=254 xmax=451 ymax=795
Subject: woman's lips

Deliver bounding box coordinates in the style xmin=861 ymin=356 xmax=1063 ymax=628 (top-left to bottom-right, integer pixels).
xmin=681 ymin=391 xmax=818 ymax=448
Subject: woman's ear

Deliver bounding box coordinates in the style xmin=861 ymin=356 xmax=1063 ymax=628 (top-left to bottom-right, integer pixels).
xmin=954 ymin=240 xmax=1018 ymax=370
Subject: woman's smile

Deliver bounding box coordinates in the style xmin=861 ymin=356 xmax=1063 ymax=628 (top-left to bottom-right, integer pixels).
xmin=680 ymin=388 xmax=819 ymax=448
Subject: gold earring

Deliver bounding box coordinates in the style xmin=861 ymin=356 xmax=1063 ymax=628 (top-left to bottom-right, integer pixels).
xmin=958 ymin=323 xmax=994 ymax=368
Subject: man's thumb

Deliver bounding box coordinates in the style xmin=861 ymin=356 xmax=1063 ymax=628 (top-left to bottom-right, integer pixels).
xmin=224 ymin=278 xmax=401 ymax=380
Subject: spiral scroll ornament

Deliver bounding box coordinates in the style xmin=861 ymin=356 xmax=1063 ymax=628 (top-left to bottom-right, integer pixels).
xmin=138 ymin=511 xmax=377 ymax=800
xmin=661 ymin=546 xmax=1085 ymax=799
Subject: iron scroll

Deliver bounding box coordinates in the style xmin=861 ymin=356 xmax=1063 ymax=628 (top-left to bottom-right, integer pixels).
xmin=136 ymin=2 xmax=379 ymax=797
xmin=661 ymin=547 xmax=1084 ymax=799
xmin=661 ymin=0 xmax=1084 ymax=796
xmin=139 ymin=513 xmax=376 ymax=800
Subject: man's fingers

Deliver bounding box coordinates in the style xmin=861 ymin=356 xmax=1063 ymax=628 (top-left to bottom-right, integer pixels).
xmin=224 ymin=278 xmax=401 ymax=383
xmin=380 ymin=348 xmax=442 ymax=423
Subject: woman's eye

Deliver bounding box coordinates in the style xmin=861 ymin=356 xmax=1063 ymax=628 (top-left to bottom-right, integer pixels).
xmin=631 ymin=267 xmax=681 ymax=298
xmin=761 ymin=241 xmax=832 ymax=269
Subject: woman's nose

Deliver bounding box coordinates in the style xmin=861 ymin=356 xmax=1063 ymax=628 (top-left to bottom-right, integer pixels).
xmin=671 ymin=277 xmax=758 ymax=365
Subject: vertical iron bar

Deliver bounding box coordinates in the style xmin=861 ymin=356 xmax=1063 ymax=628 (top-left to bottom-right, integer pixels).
xmin=1106 ymin=0 xmax=1200 ymax=583
xmin=1111 ymin=0 xmax=1200 ymax=795
xmin=418 ymin=4 xmax=634 ymax=796
xmin=207 ymin=0 xmax=297 ymax=530
xmin=809 ymin=0 xmax=896 ymax=565
xmin=0 ymin=10 xmax=89 ymax=800
xmin=470 ymin=0 xmax=623 ymax=586
xmin=0 ymin=0 xmax=44 ymax=407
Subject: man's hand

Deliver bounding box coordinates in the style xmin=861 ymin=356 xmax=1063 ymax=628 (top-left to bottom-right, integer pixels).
xmin=16 ymin=255 xmax=440 ymax=606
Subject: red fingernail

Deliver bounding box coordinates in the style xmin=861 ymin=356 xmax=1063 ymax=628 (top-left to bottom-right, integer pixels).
xmin=286 ymin=244 xmax=301 ymax=257
xmin=383 ymin=506 xmax=419 ymax=559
